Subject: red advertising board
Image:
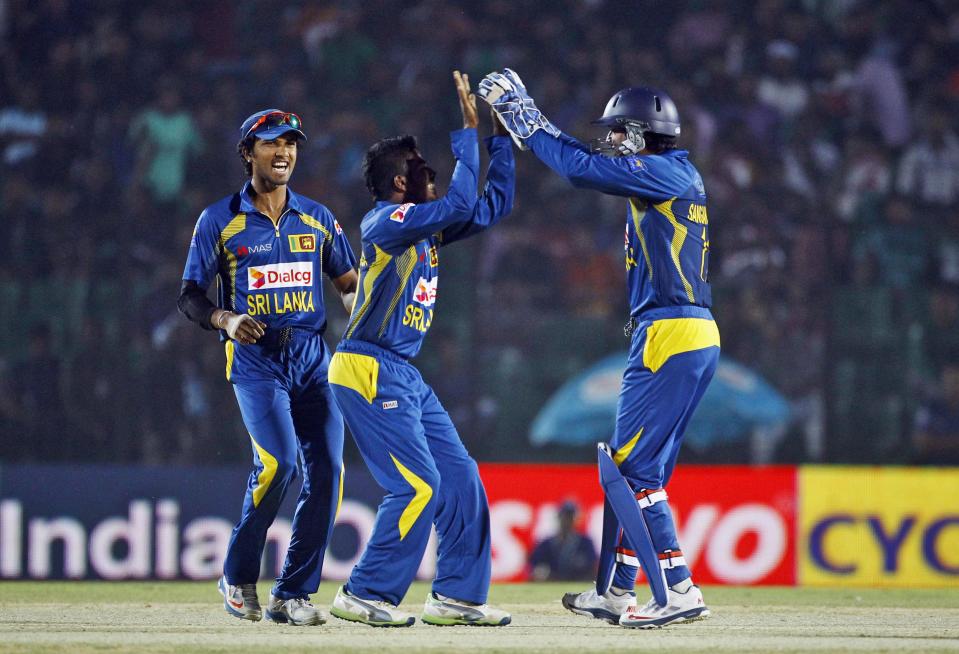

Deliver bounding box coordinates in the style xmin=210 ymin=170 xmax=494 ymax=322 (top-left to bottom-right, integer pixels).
xmin=480 ymin=464 xmax=797 ymax=585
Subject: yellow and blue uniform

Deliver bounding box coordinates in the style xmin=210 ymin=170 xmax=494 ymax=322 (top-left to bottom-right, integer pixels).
xmin=329 ymin=128 xmax=514 ymax=605
xmin=182 ymin=180 xmax=356 ymax=600
xmin=526 ymin=129 xmax=720 ymax=591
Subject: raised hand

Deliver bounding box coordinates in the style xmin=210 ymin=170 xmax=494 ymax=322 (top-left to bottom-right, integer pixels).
xmin=454 ymin=70 xmax=479 ymax=130
xmin=477 ymin=68 xmax=559 ymax=149
xmin=477 ymin=71 xmax=520 ymax=106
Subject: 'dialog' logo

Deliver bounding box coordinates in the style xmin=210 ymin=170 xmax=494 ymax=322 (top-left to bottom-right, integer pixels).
xmin=413 ymin=276 xmax=437 ymax=307
xmin=247 ymin=262 xmax=314 ymax=290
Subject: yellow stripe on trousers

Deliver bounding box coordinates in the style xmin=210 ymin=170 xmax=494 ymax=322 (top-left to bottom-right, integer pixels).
xmin=390 ymin=453 xmax=433 ymax=540
xmin=249 ymin=435 xmax=278 ymax=508
xmin=614 ymin=427 xmax=645 ymax=466
xmin=225 ymin=340 xmax=235 ymax=381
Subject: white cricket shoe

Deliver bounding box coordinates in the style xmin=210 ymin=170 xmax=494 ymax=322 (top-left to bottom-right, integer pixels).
xmin=421 ymin=592 xmax=511 ymax=626
xmin=561 ymin=587 xmax=635 ymax=624
xmin=265 ymin=595 xmax=326 ymax=626
xmin=619 ymin=585 xmax=710 ymax=628
xmin=329 ymin=586 xmax=415 ymax=627
xmin=218 ymin=575 xmax=262 ymax=621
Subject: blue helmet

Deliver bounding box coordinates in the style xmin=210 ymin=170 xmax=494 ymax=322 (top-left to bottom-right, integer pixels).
xmin=593 ymin=87 xmax=681 ymax=136
xmin=592 ymin=87 xmax=680 ymax=155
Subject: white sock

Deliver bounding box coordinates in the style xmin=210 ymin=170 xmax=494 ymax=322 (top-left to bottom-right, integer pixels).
xmin=609 ymin=585 xmax=634 ymax=597
xmin=670 ymin=577 xmax=693 ymax=593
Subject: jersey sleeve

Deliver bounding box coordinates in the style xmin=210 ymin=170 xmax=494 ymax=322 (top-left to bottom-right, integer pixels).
xmin=437 ymin=135 xmax=515 ymax=246
xmin=526 ymin=129 xmax=680 ymax=201
xmin=182 ymin=208 xmax=220 ymax=289
xmin=368 ymin=128 xmax=480 ymax=253
xmin=321 ymin=210 xmax=357 ymax=279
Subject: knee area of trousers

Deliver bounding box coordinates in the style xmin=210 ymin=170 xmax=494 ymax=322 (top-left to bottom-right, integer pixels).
xmin=302 ymin=458 xmax=343 ymax=479
xmin=451 ymin=457 xmax=480 ymax=483
xmin=420 ymin=467 xmax=442 ymax=493
xmin=390 ymin=464 xmax=440 ymax=499
xmin=272 ymin=457 xmax=299 ymax=484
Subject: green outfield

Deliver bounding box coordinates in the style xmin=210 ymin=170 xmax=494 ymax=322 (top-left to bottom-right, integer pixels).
xmin=1 ymin=582 xmax=957 ymax=653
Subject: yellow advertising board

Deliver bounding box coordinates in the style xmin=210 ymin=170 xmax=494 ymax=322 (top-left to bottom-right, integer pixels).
xmin=799 ymin=466 xmax=959 ymax=587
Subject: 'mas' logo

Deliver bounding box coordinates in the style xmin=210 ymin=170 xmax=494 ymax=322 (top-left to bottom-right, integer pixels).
xmin=248 ymin=262 xmax=313 ymax=290
xmin=412 ymin=276 xmax=437 ymax=307
xmin=237 ymin=243 xmax=273 ymax=257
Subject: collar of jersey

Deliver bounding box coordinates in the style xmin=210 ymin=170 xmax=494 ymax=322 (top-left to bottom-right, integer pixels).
xmin=238 ymin=180 xmax=304 ymax=216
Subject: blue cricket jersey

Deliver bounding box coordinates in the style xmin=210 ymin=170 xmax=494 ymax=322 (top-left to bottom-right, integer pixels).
xmin=527 ymin=130 xmax=711 ymax=317
xmin=182 ymin=180 xmax=357 ymax=337
xmin=341 ymin=129 xmax=514 ymax=359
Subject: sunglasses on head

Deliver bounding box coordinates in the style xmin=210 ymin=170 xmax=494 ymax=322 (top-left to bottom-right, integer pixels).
xmin=244 ymin=111 xmax=302 ymax=140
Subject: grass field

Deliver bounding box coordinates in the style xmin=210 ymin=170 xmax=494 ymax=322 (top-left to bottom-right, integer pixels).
xmin=1 ymin=582 xmax=958 ymax=653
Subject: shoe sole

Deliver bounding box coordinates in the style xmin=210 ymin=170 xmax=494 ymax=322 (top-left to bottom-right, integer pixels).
xmin=620 ymin=607 xmax=710 ymax=629
xmin=421 ymin=613 xmax=511 ymax=627
xmin=222 ymin=601 xmax=262 ymax=621
xmin=330 ymin=606 xmax=414 ymax=627
xmin=265 ymin=610 xmax=325 ymax=626
xmin=561 ymin=594 xmax=620 ymax=625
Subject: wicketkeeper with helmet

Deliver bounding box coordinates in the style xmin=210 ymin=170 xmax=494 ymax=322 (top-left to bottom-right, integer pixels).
xmin=478 ymin=70 xmax=719 ymax=629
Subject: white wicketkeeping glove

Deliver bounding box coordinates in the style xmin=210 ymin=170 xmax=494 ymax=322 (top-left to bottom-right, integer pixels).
xmin=477 ymin=68 xmax=559 ymax=150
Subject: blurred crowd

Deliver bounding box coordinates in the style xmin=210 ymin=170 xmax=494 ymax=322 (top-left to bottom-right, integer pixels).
xmin=1 ymin=0 xmax=958 ymax=466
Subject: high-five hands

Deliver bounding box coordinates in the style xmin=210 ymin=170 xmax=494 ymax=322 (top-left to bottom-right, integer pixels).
xmin=453 ymin=70 xmax=479 ymax=130
xmin=477 ymin=68 xmax=559 ymax=150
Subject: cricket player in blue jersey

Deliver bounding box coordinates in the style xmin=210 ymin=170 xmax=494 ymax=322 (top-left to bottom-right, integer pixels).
xmin=177 ymin=109 xmax=358 ymax=626
xmin=479 ymin=70 xmax=719 ymax=629
xmin=327 ymin=71 xmax=513 ymax=627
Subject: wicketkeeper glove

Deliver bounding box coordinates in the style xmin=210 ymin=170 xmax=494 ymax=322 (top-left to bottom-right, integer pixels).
xmin=477 ymin=68 xmax=559 ymax=150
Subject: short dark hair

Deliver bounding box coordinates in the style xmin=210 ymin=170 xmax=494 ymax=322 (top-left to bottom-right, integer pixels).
xmin=237 ymin=137 xmax=254 ymax=177
xmin=363 ymin=135 xmax=418 ymax=199
xmin=644 ymin=132 xmax=677 ymax=154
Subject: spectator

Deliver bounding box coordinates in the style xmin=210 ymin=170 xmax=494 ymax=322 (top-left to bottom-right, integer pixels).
xmin=529 ymin=501 xmax=597 ymax=582
xmin=896 ymin=103 xmax=959 ymax=207
xmin=128 ymin=76 xmax=202 ymax=205
xmin=0 ymin=83 xmax=47 ymax=171
xmin=912 ymin=363 xmax=959 ymax=465
xmin=757 ymin=40 xmax=810 ymax=122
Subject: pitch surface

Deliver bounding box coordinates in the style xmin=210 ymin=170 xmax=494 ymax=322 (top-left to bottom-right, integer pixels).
xmin=1 ymin=582 xmax=957 ymax=653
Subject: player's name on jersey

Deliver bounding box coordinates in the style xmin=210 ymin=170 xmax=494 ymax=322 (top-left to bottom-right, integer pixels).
xmin=688 ymin=203 xmax=708 ymax=225
xmin=248 ymin=290 xmax=316 ymax=316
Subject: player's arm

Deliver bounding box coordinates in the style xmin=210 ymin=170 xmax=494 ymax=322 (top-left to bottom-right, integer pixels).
xmin=372 ymin=72 xmax=481 ymax=252
xmin=317 ymin=210 xmax=359 ymax=313
xmin=525 ymin=129 xmax=676 ymax=200
xmin=177 ymin=209 xmax=265 ymax=344
xmin=177 ymin=209 xmax=222 ymax=330
xmin=477 ymin=68 xmax=677 ymax=200
xmin=437 ymin=109 xmax=515 ymax=246
xmin=177 ymin=282 xmax=266 ymax=345
xmin=331 ymin=270 xmax=358 ymax=313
